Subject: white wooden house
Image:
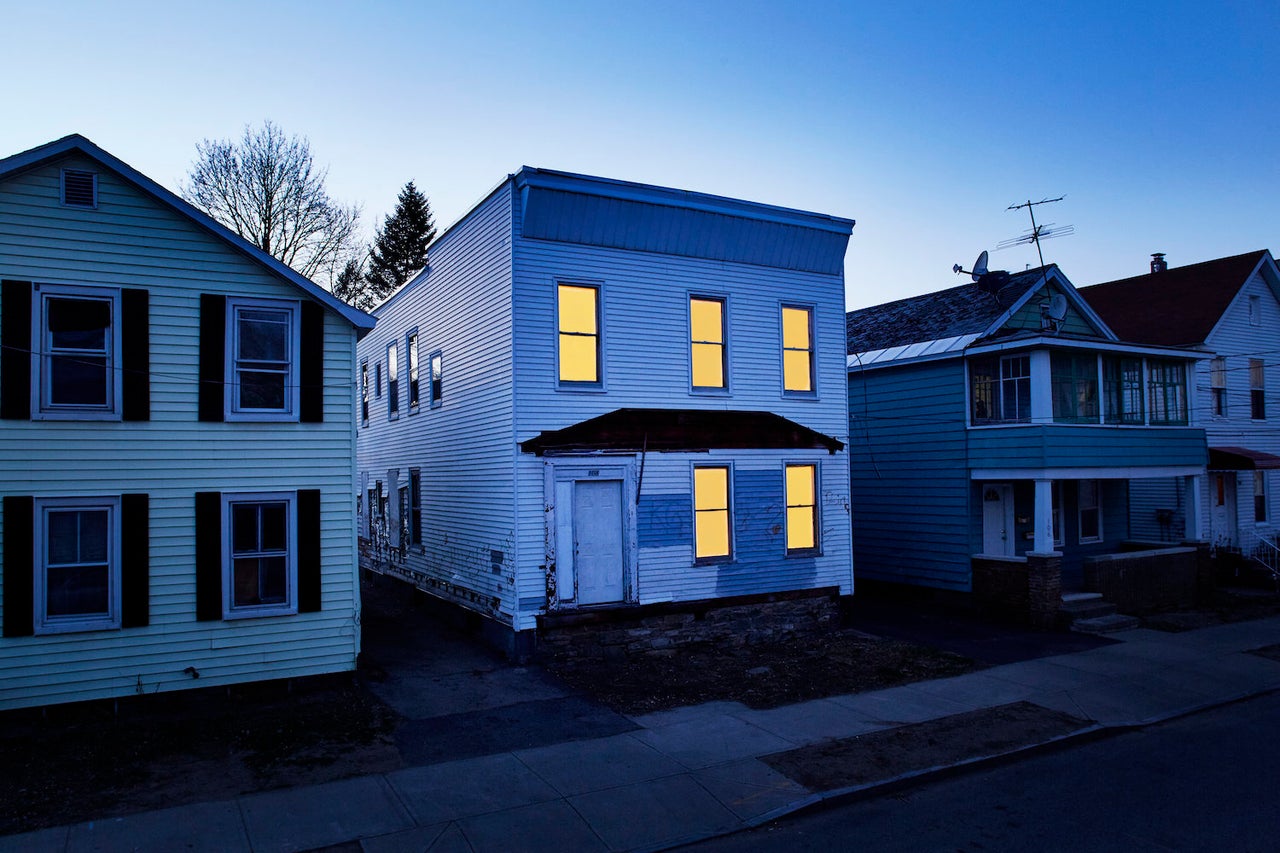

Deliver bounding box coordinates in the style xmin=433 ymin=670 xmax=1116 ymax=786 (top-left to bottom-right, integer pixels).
xmin=356 ymin=168 xmax=854 ymax=655
xmin=0 ymin=135 xmax=375 ymax=711
xmin=1081 ymin=251 xmax=1280 ymax=559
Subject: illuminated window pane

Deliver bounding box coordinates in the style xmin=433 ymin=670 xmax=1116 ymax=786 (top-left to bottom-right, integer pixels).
xmin=692 ymin=343 xmax=725 ymax=387
xmin=690 ymin=298 xmax=723 ymax=343
xmin=782 ymin=307 xmax=814 ymax=392
xmin=694 ymin=466 xmax=731 ymax=559
xmin=558 ymin=284 xmax=599 ymax=383
xmin=695 ymin=510 xmax=730 ymax=558
xmin=558 ymin=285 xmax=597 ymax=334
xmin=787 ymin=507 xmax=815 ymax=550
xmin=694 ymin=467 xmax=728 ymax=510
xmin=785 ymin=464 xmax=817 ymax=552
xmin=559 ymin=334 xmax=599 ymax=382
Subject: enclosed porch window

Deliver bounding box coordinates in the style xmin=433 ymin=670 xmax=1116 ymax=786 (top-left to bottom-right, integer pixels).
xmin=1051 ymin=352 xmax=1099 ymax=423
xmin=1147 ymin=360 xmax=1188 ymax=425
xmin=970 ymin=355 xmax=1030 ymax=424
xmin=1103 ymin=356 xmax=1145 ymax=424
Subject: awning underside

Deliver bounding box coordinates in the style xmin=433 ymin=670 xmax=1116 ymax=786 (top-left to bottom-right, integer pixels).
xmin=1209 ymin=446 xmax=1280 ymax=470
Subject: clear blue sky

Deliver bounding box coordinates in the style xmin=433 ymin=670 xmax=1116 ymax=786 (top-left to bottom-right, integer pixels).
xmin=5 ymin=0 xmax=1277 ymax=308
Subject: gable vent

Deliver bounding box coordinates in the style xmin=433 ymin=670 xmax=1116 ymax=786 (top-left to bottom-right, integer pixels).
xmin=61 ymin=169 xmax=97 ymax=208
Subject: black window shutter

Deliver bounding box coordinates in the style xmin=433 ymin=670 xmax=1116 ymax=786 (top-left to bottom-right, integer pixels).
xmin=122 ymin=289 xmax=150 ymax=421
xmin=198 ymin=294 xmax=226 ymax=422
xmin=3 ymin=496 xmax=34 ymax=637
xmin=297 ymin=489 xmax=322 ymax=612
xmin=1 ymin=280 xmax=32 ymax=420
xmin=121 ymin=494 xmax=150 ymax=628
xmin=300 ymin=302 xmax=324 ymax=423
xmin=195 ymin=492 xmax=222 ymax=620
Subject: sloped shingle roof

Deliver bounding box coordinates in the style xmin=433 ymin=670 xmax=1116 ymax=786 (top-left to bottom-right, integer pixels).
xmin=845 ymin=267 xmax=1052 ymax=353
xmin=1078 ymin=251 xmax=1268 ymax=346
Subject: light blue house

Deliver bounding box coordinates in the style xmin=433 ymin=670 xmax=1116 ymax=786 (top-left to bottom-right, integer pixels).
xmin=846 ymin=265 xmax=1208 ymax=614
xmin=356 ymin=168 xmax=855 ymax=655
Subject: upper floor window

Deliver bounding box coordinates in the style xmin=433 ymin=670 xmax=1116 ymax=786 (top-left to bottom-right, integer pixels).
xmin=430 ymin=350 xmax=443 ymax=407
xmin=1210 ymin=357 xmax=1227 ymax=417
xmin=781 ymin=306 xmax=814 ymax=393
xmin=785 ymin=463 xmax=819 ymax=554
xmin=690 ymin=296 xmax=727 ymax=390
xmin=387 ymin=341 xmax=399 ymax=418
xmin=360 ymin=361 xmax=369 ymax=425
xmin=558 ymin=283 xmax=600 ymax=386
xmin=1051 ymin=352 xmax=1098 ymax=424
xmin=35 ymin=285 xmax=121 ymax=419
xmin=1147 ymin=360 xmax=1187 ymax=425
xmin=35 ymin=497 xmax=121 ymax=634
xmin=1250 ymin=295 xmax=1262 ymax=327
xmin=1251 ymin=359 xmax=1266 ymax=420
xmin=694 ymin=465 xmax=732 ymax=561
xmin=375 ymin=362 xmax=382 ymax=397
xmin=407 ymin=331 xmax=420 ymax=411
xmin=1103 ymin=356 xmax=1145 ymax=425
xmin=226 ymin=297 xmax=299 ymax=420
xmin=970 ymin=355 xmax=1030 ymax=424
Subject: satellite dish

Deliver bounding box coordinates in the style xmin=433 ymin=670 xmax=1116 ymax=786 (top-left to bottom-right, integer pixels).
xmin=953 ymin=249 xmax=991 ymax=281
xmin=1048 ymin=293 xmax=1068 ymax=321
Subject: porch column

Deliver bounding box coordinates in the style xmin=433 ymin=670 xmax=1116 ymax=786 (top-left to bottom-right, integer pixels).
xmin=1032 ymin=478 xmax=1056 ymax=554
xmin=1184 ymin=474 xmax=1205 ymax=540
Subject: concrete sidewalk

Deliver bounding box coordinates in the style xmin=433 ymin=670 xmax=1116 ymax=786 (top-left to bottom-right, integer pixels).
xmin=6 ymin=615 xmax=1280 ymax=853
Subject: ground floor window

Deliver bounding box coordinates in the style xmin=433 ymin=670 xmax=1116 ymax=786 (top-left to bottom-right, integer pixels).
xmin=694 ymin=465 xmax=732 ymax=561
xmin=785 ymin=463 xmax=819 ymax=553
xmin=225 ymin=492 xmax=295 ymax=617
xmin=35 ymin=497 xmax=120 ymax=633
xmin=1078 ymin=479 xmax=1102 ymax=543
xmin=1255 ymin=472 xmax=1268 ymax=523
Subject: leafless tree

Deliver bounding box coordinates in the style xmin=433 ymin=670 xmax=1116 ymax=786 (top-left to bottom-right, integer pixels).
xmin=183 ymin=121 xmax=361 ymax=287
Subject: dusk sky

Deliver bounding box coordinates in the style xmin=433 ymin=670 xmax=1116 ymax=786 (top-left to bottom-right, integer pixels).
xmin=5 ymin=1 xmax=1276 ymax=309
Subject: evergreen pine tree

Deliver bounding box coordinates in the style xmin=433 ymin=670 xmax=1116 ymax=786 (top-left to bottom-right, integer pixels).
xmin=332 ymin=257 xmax=375 ymax=311
xmin=365 ymin=181 xmax=436 ymax=301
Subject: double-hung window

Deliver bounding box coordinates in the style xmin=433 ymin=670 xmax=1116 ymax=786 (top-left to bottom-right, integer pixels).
xmin=409 ymin=468 xmax=423 ymax=546
xmin=35 ymin=284 xmax=121 ymax=419
xmin=226 ymin=297 xmax=299 ymax=420
xmin=1103 ymin=356 xmax=1145 ymax=424
xmin=35 ymin=497 xmax=121 ymax=634
xmin=407 ymin=331 xmax=420 ymax=411
xmin=430 ymin=351 xmax=443 ymax=407
xmin=1210 ymin=357 xmax=1227 ymax=417
xmin=387 ymin=341 xmax=399 ymax=418
xmin=225 ymin=492 xmax=295 ymax=618
xmin=1078 ymin=480 xmax=1102 ymax=543
xmin=1251 ymin=359 xmax=1266 ymax=420
xmin=690 ymin=296 xmax=727 ymax=390
xmin=360 ymin=361 xmax=370 ymax=425
xmin=781 ymin=305 xmax=814 ymax=393
xmin=1255 ymin=472 xmax=1268 ymax=523
xmin=694 ymin=466 xmax=732 ymax=561
xmin=558 ymin=283 xmax=601 ymax=386
xmin=785 ymin=463 xmax=819 ymax=553
xmin=1147 ymin=360 xmax=1188 ymax=425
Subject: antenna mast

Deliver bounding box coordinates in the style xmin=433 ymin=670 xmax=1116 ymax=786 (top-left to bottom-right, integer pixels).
xmin=999 ymin=196 xmax=1074 ymax=268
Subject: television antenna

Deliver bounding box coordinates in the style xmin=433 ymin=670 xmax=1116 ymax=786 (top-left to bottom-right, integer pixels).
xmin=997 ymin=196 xmax=1074 ymax=268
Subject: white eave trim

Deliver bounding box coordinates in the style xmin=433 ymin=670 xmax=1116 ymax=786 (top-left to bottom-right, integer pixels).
xmin=964 ymin=336 xmax=1209 ymax=360
xmin=971 ymin=465 xmax=1205 ymax=480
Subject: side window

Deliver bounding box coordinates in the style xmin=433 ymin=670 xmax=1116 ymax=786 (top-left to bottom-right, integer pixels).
xmin=224 ymin=492 xmax=296 ymax=618
xmin=1210 ymin=357 xmax=1227 ymax=417
xmin=407 ymin=330 xmax=420 ymax=411
xmin=557 ymin=283 xmax=601 ymax=386
xmin=1251 ymin=359 xmax=1266 ymax=420
xmin=785 ymin=463 xmax=819 ymax=554
xmin=34 ymin=497 xmax=121 ymax=633
xmin=387 ymin=341 xmax=399 ymax=418
xmin=375 ymin=362 xmax=382 ymax=398
xmin=360 ymin=361 xmax=370 ymax=425
xmin=1250 ymin=295 xmax=1262 ymax=327
xmin=694 ymin=465 xmax=732 ymax=561
xmin=430 ymin=350 xmax=443 ymax=407
xmin=226 ymin=297 xmax=299 ymax=420
xmin=34 ymin=284 xmax=121 ymax=419
xmin=1255 ymin=472 xmax=1268 ymax=523
xmin=690 ymin=296 xmax=727 ymax=390
xmin=1078 ymin=479 xmax=1102 ymax=543
xmin=409 ymin=468 xmax=423 ymax=546
xmin=781 ymin=305 xmax=814 ymax=394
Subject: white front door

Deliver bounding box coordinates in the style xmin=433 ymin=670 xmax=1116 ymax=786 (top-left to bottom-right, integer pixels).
xmin=1210 ymin=472 xmax=1239 ymax=548
xmin=982 ymin=484 xmax=1015 ymax=556
xmin=573 ymin=479 xmax=625 ymax=604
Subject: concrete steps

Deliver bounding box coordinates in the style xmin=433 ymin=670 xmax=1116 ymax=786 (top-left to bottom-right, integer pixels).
xmin=1059 ymin=592 xmax=1141 ymax=634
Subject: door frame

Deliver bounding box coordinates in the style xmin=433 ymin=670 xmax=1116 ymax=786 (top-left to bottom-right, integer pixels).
xmin=981 ymin=482 xmax=1015 ymax=557
xmin=1209 ymin=470 xmax=1239 ymax=549
xmin=544 ymin=458 xmax=638 ymax=608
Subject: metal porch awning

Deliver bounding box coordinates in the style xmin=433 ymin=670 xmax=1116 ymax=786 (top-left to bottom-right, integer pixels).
xmin=1208 ymin=446 xmax=1280 ymax=470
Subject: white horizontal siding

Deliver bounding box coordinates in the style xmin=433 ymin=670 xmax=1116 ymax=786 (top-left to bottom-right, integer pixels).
xmin=0 ymin=153 xmax=360 ymax=710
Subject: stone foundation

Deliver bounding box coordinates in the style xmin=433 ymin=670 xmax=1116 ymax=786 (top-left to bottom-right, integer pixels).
xmin=536 ymin=587 xmax=843 ymax=662
xmin=1084 ymin=546 xmax=1198 ymax=614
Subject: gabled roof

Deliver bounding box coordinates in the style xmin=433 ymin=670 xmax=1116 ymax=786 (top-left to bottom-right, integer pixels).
xmin=519 ymin=408 xmax=844 ymax=455
xmin=846 ymin=265 xmax=1113 ymax=362
xmin=0 ymin=134 xmax=375 ymax=333
xmin=1079 ymin=251 xmax=1272 ymax=346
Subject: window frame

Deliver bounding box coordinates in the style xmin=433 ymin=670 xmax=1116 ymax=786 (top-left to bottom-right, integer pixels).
xmin=1146 ymin=359 xmax=1188 ymax=426
xmin=409 ymin=468 xmax=423 ymax=547
xmin=1210 ymin=356 xmax=1227 ymax=418
xmin=1250 ymin=295 xmax=1262 ymax=327
xmin=33 ymin=496 xmax=122 ymax=634
xmin=556 ymin=281 xmax=605 ymax=390
xmin=780 ymin=303 xmax=816 ymax=396
xmin=429 ymin=350 xmax=443 ymax=408
xmin=784 ymin=461 xmax=821 ymax=555
xmin=970 ymin=354 xmax=1031 ymax=425
xmin=1251 ymin=358 xmax=1266 ymax=421
xmin=375 ymin=362 xmax=382 ymax=398
xmin=692 ymin=463 xmax=734 ymax=563
xmin=406 ymin=329 xmax=420 ymax=412
xmin=1103 ymin=356 xmax=1146 ymax=425
xmin=224 ymin=296 xmax=301 ymax=422
xmin=360 ymin=360 xmax=370 ymax=425
xmin=1077 ymin=479 xmax=1103 ymax=544
xmin=386 ymin=340 xmax=399 ymax=419
xmin=689 ymin=294 xmax=729 ymax=393
xmin=31 ymin=283 xmax=122 ymax=421
xmin=222 ymin=490 xmax=297 ymax=619
xmin=1255 ymin=471 xmax=1268 ymax=524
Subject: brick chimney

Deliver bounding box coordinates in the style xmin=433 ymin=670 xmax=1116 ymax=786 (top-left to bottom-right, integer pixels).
xmin=1150 ymin=252 xmax=1167 ymax=273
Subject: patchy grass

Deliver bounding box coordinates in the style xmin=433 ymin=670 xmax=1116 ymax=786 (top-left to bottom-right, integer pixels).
xmin=1141 ymin=588 xmax=1280 ymax=633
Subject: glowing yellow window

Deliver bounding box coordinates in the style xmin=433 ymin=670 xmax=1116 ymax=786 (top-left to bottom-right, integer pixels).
xmin=690 ymin=297 xmax=726 ymax=389
xmin=694 ymin=466 xmax=731 ymax=560
xmin=786 ymin=464 xmax=818 ymax=552
xmin=782 ymin=306 xmax=813 ymax=393
xmin=558 ymin=284 xmax=599 ymax=383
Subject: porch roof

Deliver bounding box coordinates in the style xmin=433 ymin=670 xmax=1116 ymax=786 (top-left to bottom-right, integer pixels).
xmin=1209 ymin=446 xmax=1280 ymax=470
xmin=519 ymin=408 xmax=845 ymax=456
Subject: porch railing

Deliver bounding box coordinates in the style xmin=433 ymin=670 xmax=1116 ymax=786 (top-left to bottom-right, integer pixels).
xmin=1251 ymin=534 xmax=1280 ymax=591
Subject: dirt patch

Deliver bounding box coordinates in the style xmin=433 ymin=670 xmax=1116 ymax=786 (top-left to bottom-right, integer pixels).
xmin=541 ymin=630 xmax=978 ymax=715
xmin=762 ymin=701 xmax=1091 ymax=790
xmin=1248 ymin=643 xmax=1280 ymax=663
xmin=1141 ymin=588 xmax=1280 ymax=633
xmin=0 ymin=676 xmax=400 ymax=836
